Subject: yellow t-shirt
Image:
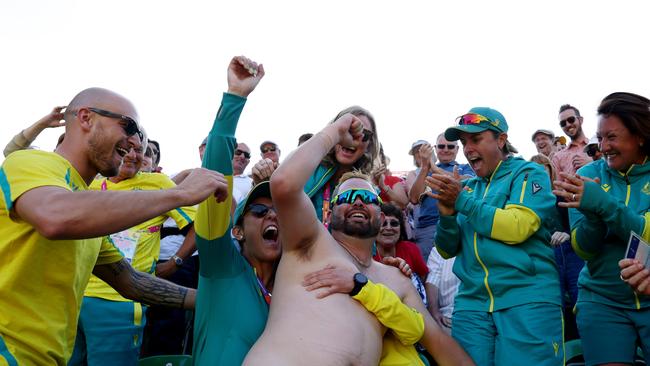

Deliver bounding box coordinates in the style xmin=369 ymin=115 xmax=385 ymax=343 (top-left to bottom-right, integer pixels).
xmin=0 ymin=150 xmax=123 ymax=366
xmin=85 ymin=172 xmax=196 ymax=301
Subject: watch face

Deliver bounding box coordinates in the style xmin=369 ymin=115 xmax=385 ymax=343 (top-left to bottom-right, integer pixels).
xmin=354 ymin=273 xmax=367 ymax=285
xmin=174 ymin=257 xmax=183 ymax=265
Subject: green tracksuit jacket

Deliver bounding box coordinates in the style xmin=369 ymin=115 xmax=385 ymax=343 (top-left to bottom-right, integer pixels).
xmin=570 ymin=158 xmax=650 ymax=309
xmin=436 ymin=156 xmax=561 ymax=312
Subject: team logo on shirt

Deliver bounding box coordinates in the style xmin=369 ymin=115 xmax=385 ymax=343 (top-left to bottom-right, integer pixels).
xmin=601 ymin=184 xmax=611 ymax=192
xmin=532 ymin=182 xmax=542 ymax=194
xmin=642 ymin=182 xmax=650 ymax=195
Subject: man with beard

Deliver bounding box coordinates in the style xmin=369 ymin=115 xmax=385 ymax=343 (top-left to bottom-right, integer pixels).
xmin=69 ymin=131 xmax=197 ymax=365
xmin=0 ymin=87 xmax=227 ymax=365
xmin=553 ymin=104 xmax=591 ymax=175
xmin=245 ymin=113 xmax=472 ymax=365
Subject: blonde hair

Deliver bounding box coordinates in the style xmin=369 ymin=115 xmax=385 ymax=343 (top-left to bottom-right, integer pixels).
xmin=530 ymin=154 xmax=556 ymax=183
xmin=321 ymin=106 xmax=379 ymax=175
xmin=332 ymin=171 xmax=373 ymax=197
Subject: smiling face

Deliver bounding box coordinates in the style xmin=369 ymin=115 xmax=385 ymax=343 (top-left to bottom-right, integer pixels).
xmin=597 ymin=114 xmax=645 ymax=172
xmin=459 ymin=130 xmax=507 ymax=178
xmin=435 ymin=135 xmax=459 ymax=164
xmin=116 ymin=134 xmax=145 ymax=179
xmin=330 ymin=178 xmax=382 ymax=239
xmin=85 ymin=101 xmax=139 ymax=178
xmin=235 ymin=196 xmax=281 ymax=264
xmin=334 ymin=115 xmax=373 ymax=169
xmin=377 ymin=214 xmax=400 ymax=246
xmin=559 ymin=109 xmax=583 ymax=139
xmin=533 ymin=133 xmax=553 ymax=156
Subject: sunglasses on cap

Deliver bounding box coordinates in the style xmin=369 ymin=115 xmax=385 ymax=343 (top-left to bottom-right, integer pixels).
xmin=331 ymin=188 xmax=382 ymax=206
xmin=86 ymin=107 xmax=143 ymax=141
xmin=362 ymin=129 xmax=374 ymax=142
xmin=261 ymin=146 xmax=277 ymax=154
xmin=235 ymin=149 xmax=251 ymax=159
xmin=559 ymin=116 xmax=578 ymax=128
xmin=244 ymin=203 xmax=276 ymax=218
xmin=455 ymin=113 xmax=492 ymax=126
xmin=436 ymin=144 xmax=456 ymax=150
xmin=382 ymin=219 xmax=400 ymax=228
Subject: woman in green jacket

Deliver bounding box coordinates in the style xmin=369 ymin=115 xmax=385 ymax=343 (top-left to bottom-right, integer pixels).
xmin=554 ymin=92 xmax=650 ymax=366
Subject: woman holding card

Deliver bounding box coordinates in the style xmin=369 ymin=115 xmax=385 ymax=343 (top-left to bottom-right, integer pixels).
xmin=553 ymin=92 xmax=650 ymax=365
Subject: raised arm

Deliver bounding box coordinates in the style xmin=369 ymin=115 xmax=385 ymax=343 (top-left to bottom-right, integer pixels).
xmin=270 ymin=114 xmax=365 ymax=252
xmin=194 ymin=56 xmax=264 ymax=261
xmin=408 ymin=144 xmax=434 ymax=204
xmin=4 ymin=106 xmax=66 ymax=156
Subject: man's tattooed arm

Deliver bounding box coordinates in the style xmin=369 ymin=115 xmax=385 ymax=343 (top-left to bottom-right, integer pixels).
xmin=93 ymin=259 xmax=195 ymax=309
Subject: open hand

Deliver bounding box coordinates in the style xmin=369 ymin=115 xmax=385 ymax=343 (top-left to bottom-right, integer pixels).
xmin=302 ymin=264 xmax=356 ymax=299
xmin=553 ymin=172 xmax=600 ymax=208
xmin=425 ymin=165 xmax=461 ymax=215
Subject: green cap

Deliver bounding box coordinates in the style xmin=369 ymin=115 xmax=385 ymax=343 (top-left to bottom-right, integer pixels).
xmin=232 ymin=181 xmax=271 ymax=226
xmin=445 ymin=107 xmax=509 ymax=141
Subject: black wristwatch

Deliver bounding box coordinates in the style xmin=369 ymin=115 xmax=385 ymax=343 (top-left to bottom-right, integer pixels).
xmin=172 ymin=255 xmax=184 ymax=267
xmin=349 ymin=273 xmax=368 ymax=297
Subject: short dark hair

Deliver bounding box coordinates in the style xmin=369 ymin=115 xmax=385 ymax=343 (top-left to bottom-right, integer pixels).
xmin=559 ymin=104 xmax=581 ymax=117
xmin=597 ymin=92 xmax=650 ymax=156
xmin=298 ymin=133 xmax=313 ymax=146
xmin=380 ymin=203 xmax=408 ymax=241
xmin=148 ymin=140 xmax=161 ymax=165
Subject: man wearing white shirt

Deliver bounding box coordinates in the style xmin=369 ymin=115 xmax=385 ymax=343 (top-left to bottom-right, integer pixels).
xmin=425 ymin=248 xmax=459 ymax=335
xmin=232 ymin=142 xmax=253 ymax=204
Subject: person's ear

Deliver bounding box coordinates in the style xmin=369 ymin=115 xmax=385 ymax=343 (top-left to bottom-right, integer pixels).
xmin=231 ymin=225 xmax=244 ymax=241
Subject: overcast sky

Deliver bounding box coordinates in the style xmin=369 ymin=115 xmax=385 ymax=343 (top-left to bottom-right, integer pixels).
xmin=2 ymin=0 xmax=649 ymax=174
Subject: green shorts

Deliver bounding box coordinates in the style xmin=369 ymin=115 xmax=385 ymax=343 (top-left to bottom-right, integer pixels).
xmin=576 ymin=301 xmax=650 ymax=366
xmin=69 ymin=297 xmax=147 ymax=366
xmin=452 ymin=303 xmax=564 ymax=366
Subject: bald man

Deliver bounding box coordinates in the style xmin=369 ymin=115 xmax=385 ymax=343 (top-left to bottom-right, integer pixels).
xmin=0 ymin=87 xmax=228 ymax=365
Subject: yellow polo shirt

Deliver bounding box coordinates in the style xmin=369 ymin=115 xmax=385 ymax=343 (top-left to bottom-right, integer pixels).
xmin=85 ymin=173 xmax=195 ymax=301
xmin=0 ymin=150 xmax=123 ymax=365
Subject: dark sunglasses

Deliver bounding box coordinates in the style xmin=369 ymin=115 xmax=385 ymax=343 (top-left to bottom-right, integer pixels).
xmin=362 ymin=129 xmax=374 ymax=142
xmin=245 ymin=203 xmax=276 ymax=218
xmin=436 ymin=144 xmax=456 ymax=150
xmin=261 ymin=146 xmax=277 ymax=153
xmin=585 ymin=144 xmax=599 ymax=157
xmin=331 ymin=189 xmax=382 ymax=206
xmin=235 ymin=149 xmax=251 ymax=159
xmin=559 ymin=116 xmax=577 ymax=128
xmin=382 ymin=219 xmax=400 ymax=228
xmin=88 ymin=107 xmax=142 ymax=141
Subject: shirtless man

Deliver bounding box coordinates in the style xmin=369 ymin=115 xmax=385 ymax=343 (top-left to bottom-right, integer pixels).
xmin=246 ymin=114 xmax=471 ymax=365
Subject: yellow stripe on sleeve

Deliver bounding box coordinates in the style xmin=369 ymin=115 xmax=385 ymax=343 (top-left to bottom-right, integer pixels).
xmin=490 ymin=204 xmax=541 ymax=244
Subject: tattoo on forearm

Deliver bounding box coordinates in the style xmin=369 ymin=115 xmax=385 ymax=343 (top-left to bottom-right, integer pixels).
xmin=131 ymin=270 xmax=189 ymax=308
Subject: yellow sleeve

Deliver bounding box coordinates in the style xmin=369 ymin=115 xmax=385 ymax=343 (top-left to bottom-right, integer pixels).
xmin=490 ymin=204 xmax=541 ymax=244
xmin=96 ymin=236 xmax=124 ymax=265
xmin=353 ymin=280 xmax=425 ymax=345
